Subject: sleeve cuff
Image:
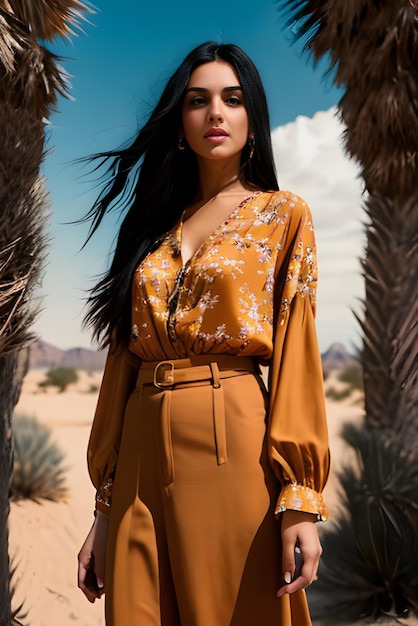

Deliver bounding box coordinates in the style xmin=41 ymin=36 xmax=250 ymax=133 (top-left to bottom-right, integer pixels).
xmin=275 ymin=483 xmax=329 ymax=521
xmin=95 ymin=476 xmax=114 ymax=514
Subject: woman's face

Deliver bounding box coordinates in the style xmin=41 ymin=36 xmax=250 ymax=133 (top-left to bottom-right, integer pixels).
xmin=181 ymin=61 xmax=250 ymax=164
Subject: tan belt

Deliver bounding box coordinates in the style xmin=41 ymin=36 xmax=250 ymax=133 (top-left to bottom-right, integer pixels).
xmin=139 ymin=355 xmax=258 ymax=389
xmin=137 ymin=355 xmax=258 ymax=468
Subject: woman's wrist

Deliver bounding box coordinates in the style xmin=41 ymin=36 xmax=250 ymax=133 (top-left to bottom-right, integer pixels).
xmin=282 ymin=510 xmax=317 ymax=524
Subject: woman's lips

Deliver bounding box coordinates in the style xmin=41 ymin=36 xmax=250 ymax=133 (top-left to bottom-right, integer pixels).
xmin=204 ymin=128 xmax=229 ymax=142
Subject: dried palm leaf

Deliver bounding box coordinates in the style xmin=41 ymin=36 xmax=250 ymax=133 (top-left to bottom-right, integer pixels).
xmin=277 ymin=0 xmax=418 ymax=197
xmin=0 ymin=0 xmax=93 ymax=41
xmin=0 ymin=8 xmax=75 ymax=116
xmin=0 ymin=8 xmax=24 ymax=72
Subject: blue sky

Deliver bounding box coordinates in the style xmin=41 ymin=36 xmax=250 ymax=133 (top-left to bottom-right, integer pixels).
xmin=37 ymin=0 xmax=346 ymax=350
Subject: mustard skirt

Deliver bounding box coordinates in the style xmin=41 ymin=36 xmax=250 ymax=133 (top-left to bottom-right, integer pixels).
xmin=104 ymin=356 xmax=311 ymax=626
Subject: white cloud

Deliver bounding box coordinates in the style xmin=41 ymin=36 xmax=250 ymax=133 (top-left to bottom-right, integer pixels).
xmin=271 ymin=107 xmax=366 ymax=352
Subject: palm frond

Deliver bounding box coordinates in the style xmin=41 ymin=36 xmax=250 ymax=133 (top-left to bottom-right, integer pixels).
xmin=0 ymin=0 xmax=94 ymax=41
xmin=0 ymin=8 xmax=24 ymax=72
xmin=0 ymin=7 xmax=77 ymax=115
xmin=276 ymin=0 xmax=418 ymax=197
xmin=308 ymin=424 xmax=418 ymax=622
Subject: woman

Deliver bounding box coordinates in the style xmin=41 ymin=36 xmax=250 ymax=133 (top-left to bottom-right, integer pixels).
xmin=77 ymin=42 xmax=329 ymax=626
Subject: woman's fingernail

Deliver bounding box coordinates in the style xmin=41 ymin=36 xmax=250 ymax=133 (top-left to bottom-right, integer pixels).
xmin=284 ymin=571 xmax=292 ymax=584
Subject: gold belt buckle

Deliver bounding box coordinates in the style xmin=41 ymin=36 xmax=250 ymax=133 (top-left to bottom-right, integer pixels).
xmin=154 ymin=361 xmax=175 ymax=388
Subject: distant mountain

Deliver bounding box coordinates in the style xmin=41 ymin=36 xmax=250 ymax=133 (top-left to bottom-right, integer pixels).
xmin=29 ymin=339 xmax=107 ymax=371
xmin=321 ymin=342 xmax=359 ymax=376
xmin=29 ymin=339 xmax=357 ymax=374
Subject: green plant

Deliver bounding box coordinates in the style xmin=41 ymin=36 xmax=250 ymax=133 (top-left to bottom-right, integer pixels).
xmin=308 ymin=424 xmax=418 ymax=622
xmin=11 ymin=415 xmax=68 ymax=502
xmin=38 ymin=367 xmax=78 ymax=392
xmin=325 ymin=386 xmax=352 ymax=401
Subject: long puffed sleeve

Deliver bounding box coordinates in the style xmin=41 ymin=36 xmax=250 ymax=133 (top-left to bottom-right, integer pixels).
xmin=268 ymin=199 xmax=330 ymax=521
xmin=87 ymin=343 xmax=140 ymax=515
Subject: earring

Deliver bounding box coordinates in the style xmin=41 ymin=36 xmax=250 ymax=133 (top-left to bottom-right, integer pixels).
xmin=178 ymin=137 xmax=186 ymax=151
xmin=248 ymin=136 xmax=255 ymax=160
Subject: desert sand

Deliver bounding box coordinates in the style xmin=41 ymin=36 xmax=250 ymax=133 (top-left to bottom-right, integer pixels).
xmin=8 ymin=370 xmax=413 ymax=626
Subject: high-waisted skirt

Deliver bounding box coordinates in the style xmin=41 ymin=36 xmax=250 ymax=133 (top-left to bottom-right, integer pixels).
xmin=104 ymin=355 xmax=311 ymax=626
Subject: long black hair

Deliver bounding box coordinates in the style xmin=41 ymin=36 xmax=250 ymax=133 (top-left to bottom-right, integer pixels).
xmin=83 ymin=41 xmax=279 ymax=349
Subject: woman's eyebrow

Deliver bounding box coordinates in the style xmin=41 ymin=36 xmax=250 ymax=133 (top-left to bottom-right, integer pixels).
xmin=185 ymin=86 xmax=243 ymax=93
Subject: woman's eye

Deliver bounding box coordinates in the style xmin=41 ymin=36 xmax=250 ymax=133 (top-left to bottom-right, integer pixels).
xmin=190 ymin=97 xmax=207 ymax=106
xmin=225 ymin=96 xmax=242 ymax=106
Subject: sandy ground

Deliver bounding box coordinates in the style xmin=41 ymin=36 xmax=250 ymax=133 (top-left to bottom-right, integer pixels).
xmin=8 ymin=370 xmax=415 ymax=626
xmin=10 ymin=370 xmax=105 ymax=626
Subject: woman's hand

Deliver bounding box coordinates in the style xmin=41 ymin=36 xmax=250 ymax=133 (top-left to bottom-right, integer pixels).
xmin=78 ymin=510 xmax=109 ymax=603
xmin=277 ymin=509 xmax=322 ymax=598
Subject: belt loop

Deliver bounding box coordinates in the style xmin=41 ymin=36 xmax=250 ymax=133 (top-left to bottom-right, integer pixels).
xmin=210 ymin=362 xmax=221 ymax=389
xmin=160 ymin=391 xmax=175 ymax=486
xmin=210 ymin=362 xmax=227 ymax=465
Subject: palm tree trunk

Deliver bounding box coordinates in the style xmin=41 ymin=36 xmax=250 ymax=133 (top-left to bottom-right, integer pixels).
xmin=0 ymin=355 xmax=17 ymax=623
xmin=360 ymin=192 xmax=418 ymax=441
xmin=0 ymin=2 xmax=89 ymax=619
xmin=0 ymin=352 xmax=28 ymax=624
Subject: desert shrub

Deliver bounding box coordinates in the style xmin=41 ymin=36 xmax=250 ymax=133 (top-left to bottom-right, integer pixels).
xmin=337 ymin=365 xmax=363 ymax=391
xmin=308 ymin=424 xmax=418 ymax=622
xmin=38 ymin=366 xmax=78 ymax=392
xmin=325 ymin=386 xmax=352 ymax=401
xmin=11 ymin=414 xmax=68 ymax=502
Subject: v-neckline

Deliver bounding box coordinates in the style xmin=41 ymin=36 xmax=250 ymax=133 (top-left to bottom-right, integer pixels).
xmin=177 ymin=190 xmax=262 ymax=267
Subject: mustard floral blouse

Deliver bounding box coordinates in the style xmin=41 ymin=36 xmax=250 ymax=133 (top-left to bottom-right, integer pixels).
xmin=88 ymin=190 xmax=330 ymax=520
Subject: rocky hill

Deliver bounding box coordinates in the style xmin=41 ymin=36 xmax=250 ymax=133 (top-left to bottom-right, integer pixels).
xmin=321 ymin=342 xmax=359 ymax=376
xmin=29 ymin=339 xmax=107 ymax=371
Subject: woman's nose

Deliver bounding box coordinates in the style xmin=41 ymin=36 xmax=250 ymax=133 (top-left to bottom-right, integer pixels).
xmin=207 ymin=109 xmax=224 ymax=123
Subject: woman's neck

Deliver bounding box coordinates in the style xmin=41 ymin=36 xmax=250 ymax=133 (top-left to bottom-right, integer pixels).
xmin=194 ymin=156 xmax=248 ymax=205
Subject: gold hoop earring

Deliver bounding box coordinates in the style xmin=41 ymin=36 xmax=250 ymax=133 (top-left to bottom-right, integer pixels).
xmin=248 ymin=137 xmax=255 ymax=160
xmin=178 ymin=137 xmax=186 ymax=151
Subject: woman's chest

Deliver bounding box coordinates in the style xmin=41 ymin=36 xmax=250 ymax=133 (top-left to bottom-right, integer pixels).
xmin=133 ymin=199 xmax=289 ymax=310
